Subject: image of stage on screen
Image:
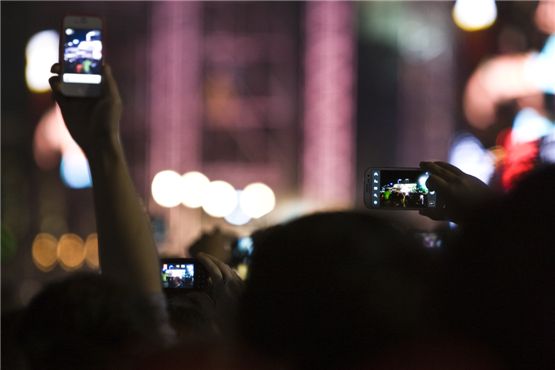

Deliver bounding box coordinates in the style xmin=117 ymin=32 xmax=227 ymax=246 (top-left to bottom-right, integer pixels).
xmin=378 ymin=170 xmax=436 ymax=208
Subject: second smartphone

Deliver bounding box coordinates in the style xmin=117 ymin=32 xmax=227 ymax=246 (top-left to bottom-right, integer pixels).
xmin=364 ymin=168 xmax=438 ymax=210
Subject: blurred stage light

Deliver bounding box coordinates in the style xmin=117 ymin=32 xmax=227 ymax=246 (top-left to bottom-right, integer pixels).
xmin=202 ymin=181 xmax=237 ymax=218
xmin=240 ymin=182 xmax=276 ymax=219
xmin=181 ymin=171 xmax=210 ymax=208
xmin=84 ymin=233 xmax=100 ymax=269
xmin=32 ymin=233 xmax=58 ymax=272
xmin=25 ymin=30 xmax=59 ymax=93
xmin=224 ymin=191 xmax=252 ymax=226
xmin=535 ymin=1 xmax=555 ymax=34
xmin=452 ymin=0 xmax=497 ymax=32
xmin=512 ymin=108 xmax=554 ymax=145
xmin=60 ymin=149 xmax=92 ymax=189
xmin=151 ymin=170 xmax=183 ymax=208
xmin=449 ymin=133 xmax=495 ymax=184
xmin=524 ymin=35 xmax=555 ymax=94
xmin=57 ymin=233 xmax=86 ymax=271
xmin=540 ymin=129 xmax=555 ymax=163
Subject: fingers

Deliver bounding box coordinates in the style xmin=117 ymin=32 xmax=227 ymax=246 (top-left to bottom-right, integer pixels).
xmin=101 ymin=64 xmax=122 ymax=103
xmin=48 ymin=75 xmax=67 ymax=106
xmin=50 ymin=63 xmax=61 ymax=74
xmin=433 ymin=161 xmax=465 ymax=175
xmin=197 ymin=252 xmax=242 ymax=293
xmin=197 ymin=252 xmax=224 ymax=282
xmin=421 ymin=161 xmax=461 ymax=184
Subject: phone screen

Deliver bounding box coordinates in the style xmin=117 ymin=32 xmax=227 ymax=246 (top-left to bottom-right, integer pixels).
xmin=365 ymin=168 xmax=437 ymax=209
xmin=161 ymin=262 xmax=196 ymax=289
xmin=62 ymin=26 xmax=102 ymax=84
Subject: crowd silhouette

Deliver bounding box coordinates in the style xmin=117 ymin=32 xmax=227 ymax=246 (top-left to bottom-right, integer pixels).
xmin=2 ymin=60 xmax=554 ymax=370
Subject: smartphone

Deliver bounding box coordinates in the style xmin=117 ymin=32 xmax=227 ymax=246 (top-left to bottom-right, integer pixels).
xmin=60 ymin=15 xmax=103 ymax=97
xmin=230 ymin=236 xmax=254 ymax=267
xmin=364 ymin=167 xmax=438 ymax=209
xmin=160 ymin=258 xmax=208 ymax=291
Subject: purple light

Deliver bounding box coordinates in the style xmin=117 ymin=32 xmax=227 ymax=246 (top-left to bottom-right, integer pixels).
xmin=302 ymin=2 xmax=356 ymax=206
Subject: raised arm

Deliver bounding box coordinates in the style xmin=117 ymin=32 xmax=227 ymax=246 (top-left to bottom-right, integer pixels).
xmin=49 ymin=64 xmax=161 ymax=294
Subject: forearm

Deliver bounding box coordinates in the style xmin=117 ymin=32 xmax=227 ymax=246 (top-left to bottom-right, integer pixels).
xmin=87 ymin=134 xmax=161 ymax=294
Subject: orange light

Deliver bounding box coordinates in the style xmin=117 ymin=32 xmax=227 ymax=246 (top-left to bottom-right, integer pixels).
xmin=57 ymin=233 xmax=86 ymax=271
xmin=84 ymin=233 xmax=100 ymax=269
xmin=32 ymin=233 xmax=58 ymax=272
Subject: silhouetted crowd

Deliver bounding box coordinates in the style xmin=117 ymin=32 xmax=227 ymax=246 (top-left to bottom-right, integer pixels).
xmin=2 ymin=63 xmax=554 ymax=370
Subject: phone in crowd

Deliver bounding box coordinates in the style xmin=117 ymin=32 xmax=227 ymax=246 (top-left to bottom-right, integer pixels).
xmin=364 ymin=167 xmax=438 ymax=210
xmin=60 ymin=15 xmax=103 ymax=97
xmin=230 ymin=236 xmax=254 ymax=267
xmin=160 ymin=258 xmax=208 ymax=291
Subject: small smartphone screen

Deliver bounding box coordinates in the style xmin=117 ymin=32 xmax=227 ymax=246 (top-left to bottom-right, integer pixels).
xmin=161 ymin=262 xmax=195 ymax=289
xmin=366 ymin=168 xmax=437 ymax=209
xmin=62 ymin=26 xmax=102 ymax=84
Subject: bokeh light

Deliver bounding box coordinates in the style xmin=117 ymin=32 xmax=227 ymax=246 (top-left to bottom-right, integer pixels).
xmin=151 ymin=170 xmax=184 ymax=208
xmin=524 ymin=35 xmax=555 ymax=94
xmin=84 ymin=233 xmax=100 ymax=269
xmin=449 ymin=134 xmax=495 ymax=184
xmin=239 ymin=182 xmax=276 ymax=219
xmin=25 ymin=30 xmax=59 ymax=93
xmin=511 ymin=108 xmax=554 ymax=145
xmin=57 ymin=233 xmax=86 ymax=271
xmin=202 ymin=180 xmax=238 ymax=218
xmin=224 ymin=191 xmax=252 ymax=226
xmin=60 ymin=149 xmax=92 ymax=189
xmin=181 ymin=171 xmax=210 ymax=208
xmin=32 ymin=233 xmax=58 ymax=272
xmin=452 ymin=0 xmax=497 ymax=32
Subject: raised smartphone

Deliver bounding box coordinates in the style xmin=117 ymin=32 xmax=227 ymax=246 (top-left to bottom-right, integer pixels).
xmin=60 ymin=15 xmax=103 ymax=97
xmin=364 ymin=168 xmax=437 ymax=209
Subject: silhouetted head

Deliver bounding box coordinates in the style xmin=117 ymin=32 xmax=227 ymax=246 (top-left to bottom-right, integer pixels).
xmin=240 ymin=211 xmax=440 ymax=370
xmin=444 ymin=164 xmax=555 ymax=370
xmin=19 ymin=273 xmax=163 ymax=370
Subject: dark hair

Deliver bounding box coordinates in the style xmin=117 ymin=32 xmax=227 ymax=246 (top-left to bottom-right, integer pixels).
xmin=443 ymin=165 xmax=555 ymax=370
xmin=240 ymin=211 xmax=440 ymax=370
xmin=19 ymin=273 xmax=163 ymax=370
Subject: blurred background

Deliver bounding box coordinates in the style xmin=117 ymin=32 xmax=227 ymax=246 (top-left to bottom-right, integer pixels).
xmin=2 ymin=1 xmax=554 ymax=310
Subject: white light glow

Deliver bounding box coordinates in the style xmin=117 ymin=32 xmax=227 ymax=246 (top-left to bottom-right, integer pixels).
xmin=181 ymin=171 xmax=210 ymax=208
xmin=202 ymin=181 xmax=238 ymax=218
xmin=524 ymin=35 xmax=555 ymax=94
xmin=25 ymin=30 xmax=59 ymax=93
xmin=449 ymin=133 xmax=495 ymax=184
xmin=151 ymin=170 xmax=184 ymax=208
xmin=239 ymin=182 xmax=276 ymax=219
xmin=62 ymin=73 xmax=102 ymax=84
xmin=512 ymin=108 xmax=554 ymax=145
xmin=452 ymin=0 xmax=497 ymax=32
xmin=224 ymin=191 xmax=252 ymax=226
xmin=60 ymin=149 xmax=92 ymax=189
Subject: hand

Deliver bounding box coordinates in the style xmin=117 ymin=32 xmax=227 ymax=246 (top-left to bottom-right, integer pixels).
xmin=49 ymin=63 xmax=122 ymax=155
xmin=419 ymin=161 xmax=494 ymax=223
xmin=197 ymin=252 xmax=244 ymax=334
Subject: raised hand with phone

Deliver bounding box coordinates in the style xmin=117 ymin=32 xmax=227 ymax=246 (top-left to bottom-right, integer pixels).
xmin=49 ymin=30 xmax=161 ymax=295
xmin=419 ymin=161 xmax=495 ymax=223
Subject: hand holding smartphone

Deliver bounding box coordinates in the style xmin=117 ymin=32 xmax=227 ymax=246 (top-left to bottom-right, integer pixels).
xmin=60 ymin=15 xmax=103 ymax=97
xmin=364 ymin=168 xmax=438 ymax=209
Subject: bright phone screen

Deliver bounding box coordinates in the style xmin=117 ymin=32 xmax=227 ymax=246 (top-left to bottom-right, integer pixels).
xmin=62 ymin=27 xmax=102 ymax=84
xmin=367 ymin=168 xmax=437 ymax=209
